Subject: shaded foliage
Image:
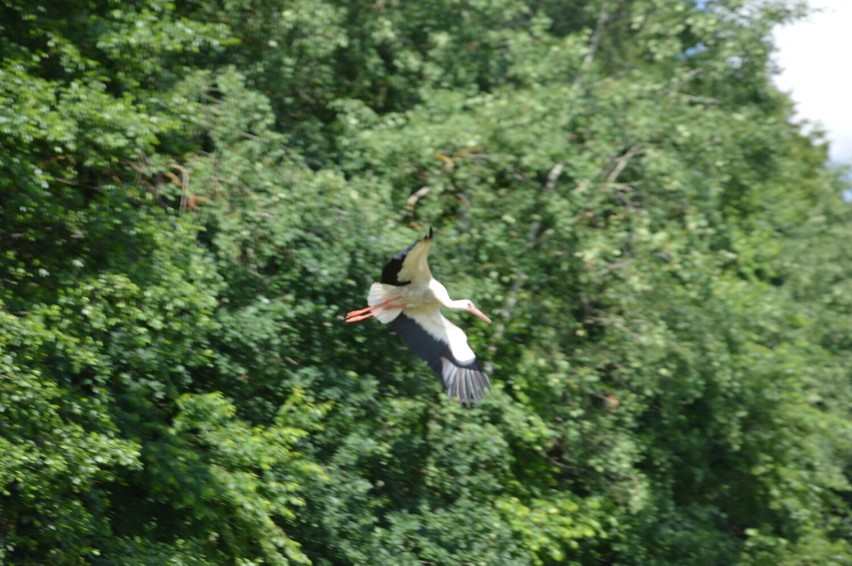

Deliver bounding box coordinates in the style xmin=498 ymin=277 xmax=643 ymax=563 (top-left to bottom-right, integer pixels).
xmin=1 ymin=0 xmax=849 ymax=564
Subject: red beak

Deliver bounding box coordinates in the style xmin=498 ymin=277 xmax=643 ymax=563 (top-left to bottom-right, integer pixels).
xmin=467 ymin=306 xmax=492 ymax=324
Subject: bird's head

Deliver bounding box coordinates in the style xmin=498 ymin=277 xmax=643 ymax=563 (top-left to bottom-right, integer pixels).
xmin=462 ymin=300 xmax=492 ymax=324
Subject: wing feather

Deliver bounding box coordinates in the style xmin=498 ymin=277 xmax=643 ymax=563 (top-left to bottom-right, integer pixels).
xmin=389 ymin=310 xmax=490 ymax=407
xmin=381 ymin=229 xmax=433 ymax=286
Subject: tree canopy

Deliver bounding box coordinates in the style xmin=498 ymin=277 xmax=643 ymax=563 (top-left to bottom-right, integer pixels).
xmin=1 ymin=0 xmax=850 ymax=564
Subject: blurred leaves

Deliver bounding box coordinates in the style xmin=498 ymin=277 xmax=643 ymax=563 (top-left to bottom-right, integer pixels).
xmin=1 ymin=0 xmax=850 ymax=564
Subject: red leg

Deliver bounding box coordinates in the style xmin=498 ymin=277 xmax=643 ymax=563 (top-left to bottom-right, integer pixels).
xmin=345 ymin=306 xmax=372 ymax=318
xmin=345 ymin=299 xmax=406 ymax=323
xmin=345 ymin=295 xmax=404 ymax=321
xmin=345 ymin=311 xmax=376 ymax=323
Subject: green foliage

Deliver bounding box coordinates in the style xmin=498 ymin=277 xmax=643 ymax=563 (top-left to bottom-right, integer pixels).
xmin=1 ymin=0 xmax=850 ymax=564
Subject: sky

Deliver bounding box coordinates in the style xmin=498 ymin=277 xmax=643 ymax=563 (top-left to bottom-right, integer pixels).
xmin=772 ymin=0 xmax=852 ymax=164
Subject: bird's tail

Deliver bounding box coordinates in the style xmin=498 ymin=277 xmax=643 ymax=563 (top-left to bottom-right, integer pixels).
xmin=368 ymin=283 xmax=404 ymax=324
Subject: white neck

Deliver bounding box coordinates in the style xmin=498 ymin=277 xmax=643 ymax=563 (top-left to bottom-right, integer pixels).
xmin=446 ymin=298 xmax=470 ymax=311
xmin=430 ymin=280 xmax=454 ymax=306
xmin=432 ymin=283 xmax=468 ymax=311
xmin=430 ymin=280 xmax=472 ymax=311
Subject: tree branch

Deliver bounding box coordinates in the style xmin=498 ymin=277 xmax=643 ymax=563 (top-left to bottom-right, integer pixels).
xmin=573 ymin=2 xmax=611 ymax=87
xmin=486 ymin=163 xmax=564 ymax=372
xmin=171 ymin=163 xmax=191 ymax=213
xmin=603 ymin=145 xmax=643 ymax=185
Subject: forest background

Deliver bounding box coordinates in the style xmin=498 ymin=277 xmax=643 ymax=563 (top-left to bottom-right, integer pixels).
xmin=1 ymin=0 xmax=850 ymax=564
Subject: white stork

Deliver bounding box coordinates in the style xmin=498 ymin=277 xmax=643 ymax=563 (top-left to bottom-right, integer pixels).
xmin=345 ymin=228 xmax=492 ymax=406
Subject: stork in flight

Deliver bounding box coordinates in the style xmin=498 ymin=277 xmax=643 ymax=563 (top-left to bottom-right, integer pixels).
xmin=345 ymin=228 xmax=492 ymax=406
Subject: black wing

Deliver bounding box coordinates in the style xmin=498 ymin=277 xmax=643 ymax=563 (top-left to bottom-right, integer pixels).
xmin=389 ymin=312 xmax=490 ymax=407
xmin=381 ymin=228 xmax=433 ymax=286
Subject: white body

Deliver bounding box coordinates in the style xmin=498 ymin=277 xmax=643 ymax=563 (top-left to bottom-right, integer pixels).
xmin=348 ymin=229 xmax=492 ymax=406
xmin=368 ymin=280 xmax=477 ymax=364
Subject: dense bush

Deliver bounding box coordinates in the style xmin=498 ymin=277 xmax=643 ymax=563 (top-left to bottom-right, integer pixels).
xmin=1 ymin=0 xmax=849 ymax=563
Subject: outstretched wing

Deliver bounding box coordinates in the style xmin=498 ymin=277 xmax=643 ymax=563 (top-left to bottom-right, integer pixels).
xmin=381 ymin=228 xmax=434 ymax=286
xmin=389 ymin=308 xmax=491 ymax=406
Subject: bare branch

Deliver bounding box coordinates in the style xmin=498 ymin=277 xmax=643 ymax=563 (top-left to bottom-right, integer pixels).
xmin=683 ymin=94 xmax=721 ymax=106
xmin=406 ymin=186 xmax=431 ymax=209
xmin=573 ymin=2 xmax=611 ymax=87
xmin=545 ymin=162 xmax=565 ymax=192
xmin=603 ymin=145 xmax=643 ymax=185
xmin=171 ymin=163 xmax=191 ymax=213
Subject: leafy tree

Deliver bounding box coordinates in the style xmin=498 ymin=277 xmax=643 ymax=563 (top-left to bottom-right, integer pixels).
xmin=1 ymin=0 xmax=849 ymax=564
